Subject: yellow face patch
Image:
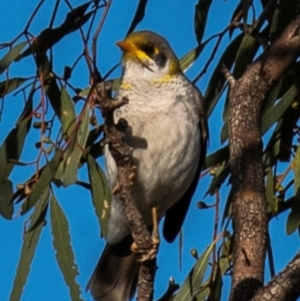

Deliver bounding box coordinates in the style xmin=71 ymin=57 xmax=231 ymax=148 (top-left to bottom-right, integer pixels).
xmin=151 ymin=74 xmax=172 ymax=85
xmin=120 ymin=82 xmax=132 ymax=90
xmin=116 ymin=40 xmax=150 ymax=61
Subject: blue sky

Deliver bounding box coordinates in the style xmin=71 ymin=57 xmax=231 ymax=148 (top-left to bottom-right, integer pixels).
xmin=1 ymin=1 xmax=299 ymax=301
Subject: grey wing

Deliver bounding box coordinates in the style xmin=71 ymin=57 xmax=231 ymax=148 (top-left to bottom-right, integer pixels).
xmin=163 ymin=87 xmax=208 ymax=243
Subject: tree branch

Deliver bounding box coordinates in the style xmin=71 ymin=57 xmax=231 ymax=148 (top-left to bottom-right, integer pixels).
xmin=95 ymin=81 xmax=157 ymax=301
xmin=227 ymin=16 xmax=300 ymax=301
xmin=251 ymin=251 xmax=300 ymax=301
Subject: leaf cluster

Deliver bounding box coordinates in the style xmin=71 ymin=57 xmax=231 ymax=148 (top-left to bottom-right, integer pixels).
xmin=1 ymin=0 xmax=300 ymax=301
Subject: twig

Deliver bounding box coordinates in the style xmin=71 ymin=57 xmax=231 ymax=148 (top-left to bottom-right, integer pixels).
xmin=156 ymin=278 xmax=179 ymax=301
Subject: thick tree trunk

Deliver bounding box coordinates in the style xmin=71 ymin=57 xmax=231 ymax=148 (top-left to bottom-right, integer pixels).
xmin=228 ymin=16 xmax=300 ymax=301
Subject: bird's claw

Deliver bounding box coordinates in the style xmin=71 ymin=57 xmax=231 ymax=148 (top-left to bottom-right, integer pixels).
xmin=131 ymin=236 xmax=160 ymax=262
xmin=112 ymin=182 xmax=121 ymax=194
xmin=129 ymin=166 xmax=137 ymax=185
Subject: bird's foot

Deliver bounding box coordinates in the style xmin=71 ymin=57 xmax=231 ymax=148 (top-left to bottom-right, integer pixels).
xmin=130 ymin=207 xmax=160 ymax=261
xmin=112 ymin=182 xmax=121 ymax=194
xmin=129 ymin=166 xmax=137 ymax=185
xmin=131 ymin=237 xmax=160 ymax=262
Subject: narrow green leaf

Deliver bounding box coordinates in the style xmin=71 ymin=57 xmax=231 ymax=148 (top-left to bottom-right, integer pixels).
xmin=112 ymin=78 xmax=121 ymax=91
xmin=35 ymin=53 xmax=51 ymax=78
xmin=221 ymin=188 xmax=233 ymax=225
xmin=228 ymin=1 xmax=242 ymax=38
xmin=0 ymin=177 xmax=13 ymax=219
xmin=85 ymin=125 xmax=104 ymax=148
xmin=210 ymin=265 xmax=223 ymax=301
xmin=50 ymin=195 xmax=83 ymax=301
xmin=277 ymin=106 xmax=299 ymax=162
xmin=261 ymin=84 xmax=298 ymax=135
xmin=270 ymin=0 xmax=300 ymax=40
xmin=60 ymin=87 xmax=76 ymax=137
xmin=79 ymin=86 xmax=90 ymax=96
xmin=87 ymin=155 xmax=112 ymax=237
xmin=220 ymin=123 xmax=228 ymax=144
xmin=0 ymin=85 xmax=33 ymax=177
xmin=204 ymin=33 xmax=244 ymax=116
xmin=253 ymin=0 xmax=277 ymax=32
xmin=242 ymin=0 xmax=251 ymax=31
xmin=294 ymin=145 xmax=300 ymax=193
xmin=233 ymin=33 xmax=258 ymax=79
xmin=0 ymin=42 xmax=27 ymax=75
xmin=18 ymin=3 xmax=92 ymax=61
xmin=0 ymin=77 xmax=28 ymax=97
xmin=194 ymin=287 xmax=210 ymax=301
xmin=0 ymin=87 xmax=34 ymax=218
xmin=218 ymin=255 xmax=231 ymax=275
xmin=84 ymin=143 xmax=104 ymax=161
xmin=174 ymin=245 xmax=214 ymax=301
xmin=206 ymin=162 xmax=230 ymax=196
xmin=21 ymin=151 xmax=62 ymax=214
xmin=194 ymin=0 xmax=212 ymax=45
xmin=203 ymin=146 xmax=229 ymax=169
xmin=65 ymin=1 xmax=90 ymax=23
xmin=61 ymin=104 xmax=90 ymax=186
xmin=9 ymin=222 xmax=43 ymax=301
xmin=266 ymin=168 xmax=276 ymax=214
xmin=45 ymin=77 xmax=61 ymax=119
xmin=261 ymin=77 xmax=283 ymax=116
xmin=286 ymin=195 xmax=300 ymax=235
xmin=27 ymin=187 xmax=50 ymax=232
xmin=267 ymin=232 xmax=275 ymax=278
xmin=180 ymin=45 xmax=205 ymax=72
xmin=127 ymin=0 xmax=150 ymax=35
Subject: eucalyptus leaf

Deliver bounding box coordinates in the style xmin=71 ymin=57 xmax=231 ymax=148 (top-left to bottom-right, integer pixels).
xmin=60 ymin=87 xmax=76 ymax=137
xmin=0 ymin=77 xmax=28 ymax=97
xmin=204 ymin=33 xmax=244 ymax=116
xmin=0 ymin=85 xmax=33 ymax=177
xmin=87 ymin=155 xmax=112 ymax=237
xmin=286 ymin=194 xmax=300 ymax=235
xmin=50 ymin=195 xmax=83 ymax=301
xmin=0 ymin=177 xmax=13 ymax=219
xmin=173 ymin=245 xmax=214 ymax=301
xmin=59 ymin=104 xmax=90 ymax=186
xmin=9 ymin=222 xmax=43 ymax=301
xmin=233 ymin=33 xmax=258 ymax=79
xmin=194 ymin=0 xmax=212 ymax=45
xmin=0 ymin=41 xmax=27 ymax=75
xmin=266 ymin=168 xmax=277 ymax=214
xmin=27 ymin=187 xmax=50 ymax=232
xmin=21 ymin=151 xmax=62 ymax=215
xmin=294 ymin=145 xmax=300 ymax=193
xmin=180 ymin=45 xmax=205 ymax=73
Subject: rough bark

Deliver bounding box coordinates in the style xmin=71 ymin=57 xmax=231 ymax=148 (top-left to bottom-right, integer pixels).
xmin=95 ymin=81 xmax=157 ymax=301
xmin=227 ymin=16 xmax=300 ymax=301
xmin=251 ymin=252 xmax=300 ymax=301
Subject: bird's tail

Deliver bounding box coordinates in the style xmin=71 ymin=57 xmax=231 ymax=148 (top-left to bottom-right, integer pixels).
xmin=87 ymin=235 xmax=138 ymax=301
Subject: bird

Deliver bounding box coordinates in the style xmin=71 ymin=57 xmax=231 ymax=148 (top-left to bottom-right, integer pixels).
xmin=87 ymin=30 xmax=208 ymax=301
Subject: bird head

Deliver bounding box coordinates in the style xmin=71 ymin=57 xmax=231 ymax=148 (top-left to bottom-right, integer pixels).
xmin=116 ymin=30 xmax=181 ymax=81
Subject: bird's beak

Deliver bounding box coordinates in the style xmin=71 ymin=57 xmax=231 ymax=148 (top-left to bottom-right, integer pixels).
xmin=116 ymin=40 xmax=137 ymax=54
xmin=116 ymin=40 xmax=153 ymax=72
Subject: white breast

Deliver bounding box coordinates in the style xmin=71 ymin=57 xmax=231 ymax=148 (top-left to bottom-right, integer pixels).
xmin=105 ymin=75 xmax=201 ymax=244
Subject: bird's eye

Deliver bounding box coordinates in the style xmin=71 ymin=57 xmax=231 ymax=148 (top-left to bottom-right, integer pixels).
xmin=147 ymin=45 xmax=155 ymax=55
xmin=140 ymin=44 xmax=157 ymax=56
